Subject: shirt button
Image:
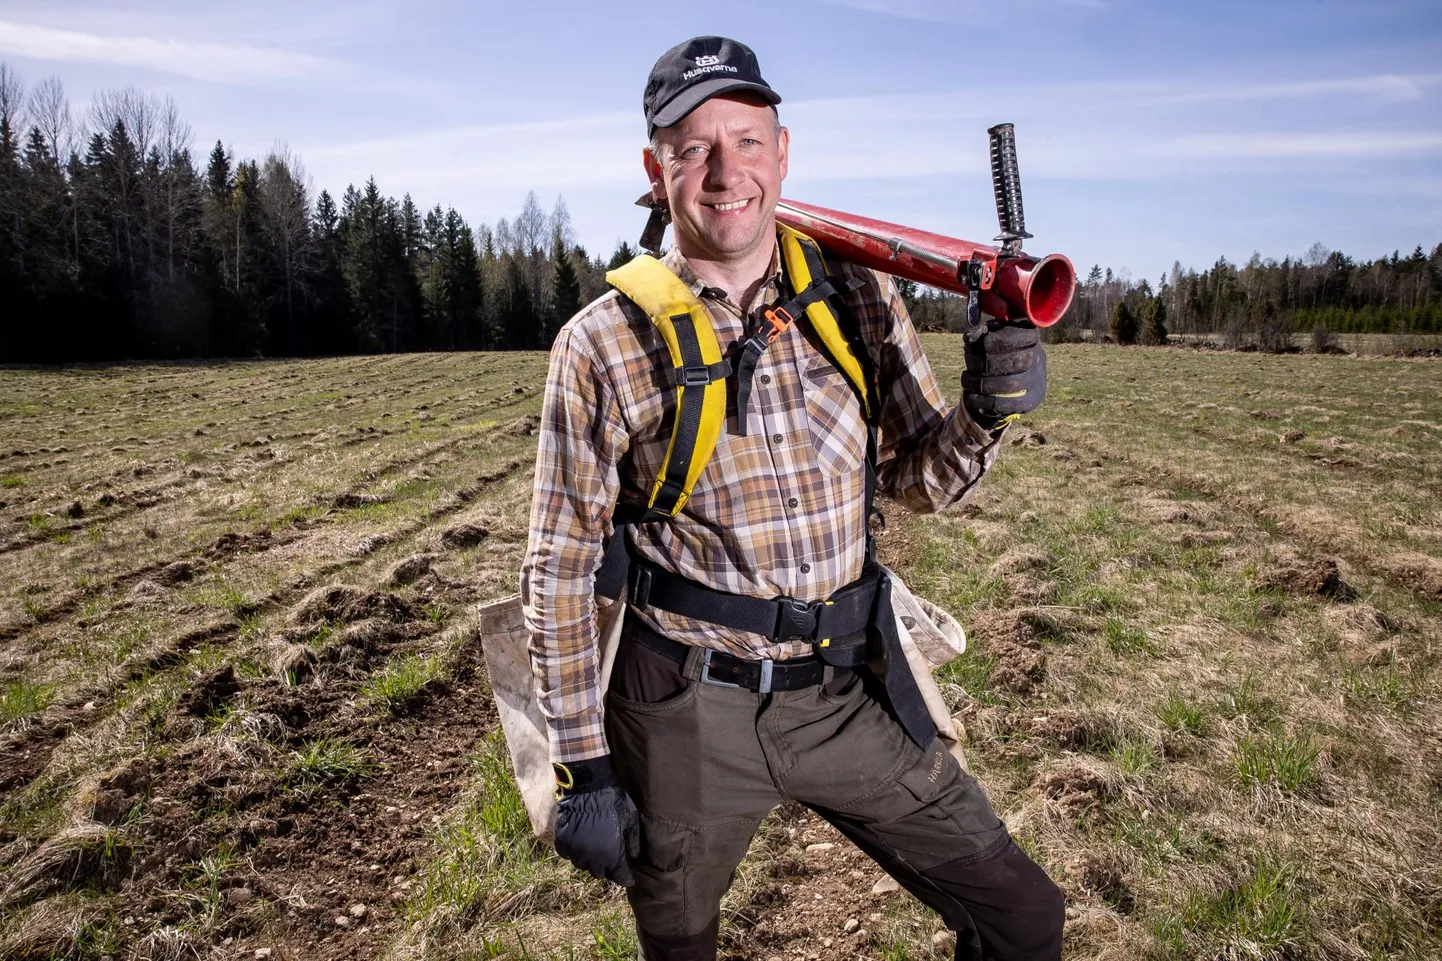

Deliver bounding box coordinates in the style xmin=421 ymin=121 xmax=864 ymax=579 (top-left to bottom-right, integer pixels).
xmin=800 ymin=563 xmax=812 ymax=574
xmin=787 ymin=497 xmax=799 ymax=508
xmin=772 ymin=433 xmax=784 ymax=444
xmin=759 ymin=374 xmax=772 ymax=385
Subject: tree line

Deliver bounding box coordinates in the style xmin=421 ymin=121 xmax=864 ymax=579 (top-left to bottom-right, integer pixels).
xmin=0 ymin=64 xmax=631 ymax=364
xmin=2 ymin=63 xmax=1437 ymax=363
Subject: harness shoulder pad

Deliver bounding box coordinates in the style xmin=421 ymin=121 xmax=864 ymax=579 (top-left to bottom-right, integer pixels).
xmin=605 ymin=256 xmax=728 ymax=518
xmin=776 ymin=225 xmax=878 ymax=421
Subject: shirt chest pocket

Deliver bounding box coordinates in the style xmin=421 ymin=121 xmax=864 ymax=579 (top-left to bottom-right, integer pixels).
xmin=799 ymin=361 xmax=867 ymax=476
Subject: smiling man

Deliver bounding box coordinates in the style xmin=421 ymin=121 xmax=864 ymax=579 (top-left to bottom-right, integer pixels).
xmin=521 ymin=36 xmax=1061 ymax=960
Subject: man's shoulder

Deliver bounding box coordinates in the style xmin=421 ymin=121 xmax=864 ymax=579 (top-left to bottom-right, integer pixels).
xmin=555 ymin=288 xmax=648 ymax=356
xmin=828 ymin=256 xmax=893 ymax=300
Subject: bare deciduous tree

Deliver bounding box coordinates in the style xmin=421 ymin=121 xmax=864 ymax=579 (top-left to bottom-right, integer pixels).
xmin=0 ymin=63 xmax=27 ymax=137
xmin=257 ymin=145 xmax=314 ymax=350
xmin=27 ymin=76 xmax=74 ymax=161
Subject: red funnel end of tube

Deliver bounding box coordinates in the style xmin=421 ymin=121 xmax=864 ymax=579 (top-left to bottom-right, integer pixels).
xmin=1017 ymin=254 xmax=1075 ymax=327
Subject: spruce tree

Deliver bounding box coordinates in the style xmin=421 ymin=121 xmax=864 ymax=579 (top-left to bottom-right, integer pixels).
xmin=501 ymin=254 xmax=536 ymax=350
xmin=607 ymin=240 xmax=637 ymax=270
xmin=310 ymin=189 xmax=350 ymax=353
xmin=1110 ymin=301 xmax=1138 ymax=345
xmin=1141 ymin=297 xmax=1167 ymax=346
xmin=550 ymin=234 xmax=581 ymax=337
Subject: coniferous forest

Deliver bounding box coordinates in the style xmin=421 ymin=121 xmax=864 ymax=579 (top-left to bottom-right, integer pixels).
xmin=1 ymin=64 xmax=1438 ymax=364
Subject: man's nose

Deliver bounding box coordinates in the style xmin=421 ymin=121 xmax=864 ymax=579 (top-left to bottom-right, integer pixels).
xmin=705 ymin=143 xmax=745 ymax=192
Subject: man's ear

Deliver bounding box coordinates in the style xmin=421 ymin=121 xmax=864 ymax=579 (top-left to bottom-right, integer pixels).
xmin=777 ymin=126 xmax=790 ymax=183
xmin=642 ymin=146 xmax=667 ymax=203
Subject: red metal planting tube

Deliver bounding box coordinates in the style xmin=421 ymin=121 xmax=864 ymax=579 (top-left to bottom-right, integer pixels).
xmin=775 ymin=198 xmax=1076 ymax=327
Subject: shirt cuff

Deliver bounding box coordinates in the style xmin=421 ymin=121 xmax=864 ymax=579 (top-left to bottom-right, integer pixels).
xmin=547 ymin=710 xmax=610 ymax=765
xmin=946 ymin=401 xmax=1010 ymax=457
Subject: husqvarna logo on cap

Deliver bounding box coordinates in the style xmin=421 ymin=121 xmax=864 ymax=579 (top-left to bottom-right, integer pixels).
xmin=695 ymin=55 xmax=720 ymax=67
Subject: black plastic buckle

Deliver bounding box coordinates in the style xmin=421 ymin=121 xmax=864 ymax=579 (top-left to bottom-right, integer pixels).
xmin=679 ymin=365 xmax=713 ymax=387
xmin=775 ymin=598 xmax=822 ymax=640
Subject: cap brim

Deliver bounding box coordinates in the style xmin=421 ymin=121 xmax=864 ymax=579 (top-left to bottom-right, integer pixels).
xmin=651 ymin=79 xmax=782 ymax=131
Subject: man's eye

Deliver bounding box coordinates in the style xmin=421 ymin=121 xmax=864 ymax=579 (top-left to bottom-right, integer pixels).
xmin=683 ymin=145 xmax=706 ymax=156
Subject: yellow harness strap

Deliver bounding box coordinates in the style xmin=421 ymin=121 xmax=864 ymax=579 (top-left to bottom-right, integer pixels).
xmin=605 ymin=256 xmax=728 ymax=517
xmin=776 ymin=224 xmax=875 ymax=421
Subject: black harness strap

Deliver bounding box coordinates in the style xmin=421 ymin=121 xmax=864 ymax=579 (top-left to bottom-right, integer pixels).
xmin=649 ymin=310 xmax=730 ymax=519
xmin=731 ymin=269 xmax=845 ymax=435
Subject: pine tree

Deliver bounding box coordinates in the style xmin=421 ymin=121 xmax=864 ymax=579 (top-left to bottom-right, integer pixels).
xmin=1110 ymin=301 xmax=1138 ymax=345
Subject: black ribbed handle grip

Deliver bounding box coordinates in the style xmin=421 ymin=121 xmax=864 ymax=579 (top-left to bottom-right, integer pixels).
xmin=987 ymin=123 xmax=1032 ymax=253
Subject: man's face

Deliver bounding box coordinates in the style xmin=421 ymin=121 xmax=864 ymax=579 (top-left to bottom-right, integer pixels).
xmin=644 ymin=93 xmax=789 ymax=264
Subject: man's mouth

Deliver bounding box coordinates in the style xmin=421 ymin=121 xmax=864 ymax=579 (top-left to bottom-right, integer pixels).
xmin=704 ymin=199 xmax=752 ymax=213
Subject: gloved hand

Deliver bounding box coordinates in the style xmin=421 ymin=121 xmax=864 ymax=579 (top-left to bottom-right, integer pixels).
xmin=553 ymin=755 xmax=640 ymax=887
xmin=962 ymin=319 xmax=1047 ymax=429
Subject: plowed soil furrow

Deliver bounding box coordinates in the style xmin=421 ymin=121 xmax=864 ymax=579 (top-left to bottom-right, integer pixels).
xmin=1 ymin=444 xmax=518 ymax=636
xmin=0 ymin=620 xmax=236 ymax=792
xmin=1 ymin=425 xmax=518 ymax=613
xmin=0 ymin=455 xmax=528 ymax=795
xmin=220 ymin=661 xmax=499 ymax=959
xmin=1047 ymin=424 xmax=1442 ymax=601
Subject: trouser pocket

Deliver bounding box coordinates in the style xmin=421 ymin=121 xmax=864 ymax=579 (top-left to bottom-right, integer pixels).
xmin=611 ymin=630 xmax=691 ymax=705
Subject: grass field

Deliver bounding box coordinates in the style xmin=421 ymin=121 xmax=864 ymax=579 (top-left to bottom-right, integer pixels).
xmin=0 ymin=343 xmax=1438 ymax=960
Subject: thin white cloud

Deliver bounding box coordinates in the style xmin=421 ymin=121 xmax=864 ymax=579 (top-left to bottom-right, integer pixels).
xmin=1153 ymin=131 xmax=1442 ymax=159
xmin=1128 ymin=73 xmax=1441 ymax=107
xmin=0 ymin=18 xmax=351 ymax=86
xmin=301 ymin=113 xmax=642 ymax=194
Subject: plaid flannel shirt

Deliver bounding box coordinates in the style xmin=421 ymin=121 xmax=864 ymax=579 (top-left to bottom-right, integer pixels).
xmin=520 ymin=242 xmax=1005 ymax=763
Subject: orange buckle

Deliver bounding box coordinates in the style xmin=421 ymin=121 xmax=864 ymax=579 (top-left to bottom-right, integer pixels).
xmin=763 ymin=306 xmax=794 ymax=344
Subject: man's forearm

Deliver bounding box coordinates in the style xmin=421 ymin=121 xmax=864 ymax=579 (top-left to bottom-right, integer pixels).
xmin=878 ymin=401 xmax=1008 ymax=513
xmin=520 ymin=558 xmax=611 ymax=764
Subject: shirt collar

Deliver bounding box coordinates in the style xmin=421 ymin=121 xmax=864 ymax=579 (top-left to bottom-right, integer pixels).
xmin=661 ymin=240 xmax=784 ymax=306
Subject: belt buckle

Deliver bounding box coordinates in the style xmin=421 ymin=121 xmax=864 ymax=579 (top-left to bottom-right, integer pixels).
xmin=699 ymin=650 xmax=775 ymax=694
xmin=776 ymin=598 xmax=822 ymax=641
xmin=699 ymin=649 xmax=742 ymax=689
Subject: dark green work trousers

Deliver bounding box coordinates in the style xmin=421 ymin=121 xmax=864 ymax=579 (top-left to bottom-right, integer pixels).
xmin=606 ymin=621 xmax=1065 ymax=960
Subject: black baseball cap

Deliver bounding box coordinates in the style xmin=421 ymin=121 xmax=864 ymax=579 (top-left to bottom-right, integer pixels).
xmin=644 ymin=36 xmax=781 ymax=136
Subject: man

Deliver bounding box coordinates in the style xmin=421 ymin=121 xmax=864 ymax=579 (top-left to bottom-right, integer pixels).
xmin=520 ymin=35 xmax=1062 ymax=960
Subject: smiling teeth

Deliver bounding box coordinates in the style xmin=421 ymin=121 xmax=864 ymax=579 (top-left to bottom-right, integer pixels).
xmin=711 ymin=200 xmax=749 ymax=211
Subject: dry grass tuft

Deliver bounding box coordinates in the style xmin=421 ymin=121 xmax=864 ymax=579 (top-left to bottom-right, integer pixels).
xmin=286 ymin=583 xmax=414 ymax=625
xmin=0 ymin=898 xmax=95 ymax=960
xmin=1259 ymin=553 xmax=1356 ymax=601
xmin=0 ymin=819 xmax=121 ymax=908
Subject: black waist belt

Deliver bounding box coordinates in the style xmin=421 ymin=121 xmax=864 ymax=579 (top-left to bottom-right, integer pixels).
xmin=615 ymin=555 xmax=937 ymax=748
xmin=627 ymin=620 xmax=829 ymax=694
xmin=628 ymin=561 xmax=877 ymax=646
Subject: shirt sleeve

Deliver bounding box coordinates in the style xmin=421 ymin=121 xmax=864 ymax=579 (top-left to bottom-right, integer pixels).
xmin=519 ymin=323 xmax=628 ymax=764
xmin=857 ymin=268 xmax=1007 ymax=513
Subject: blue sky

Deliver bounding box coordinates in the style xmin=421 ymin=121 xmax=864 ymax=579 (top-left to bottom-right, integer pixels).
xmin=1 ymin=0 xmax=1439 ymax=284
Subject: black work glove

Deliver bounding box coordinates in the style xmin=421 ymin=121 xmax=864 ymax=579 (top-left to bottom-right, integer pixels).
xmin=962 ymin=319 xmax=1047 ymax=430
xmin=553 ymin=755 xmax=640 ymax=887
